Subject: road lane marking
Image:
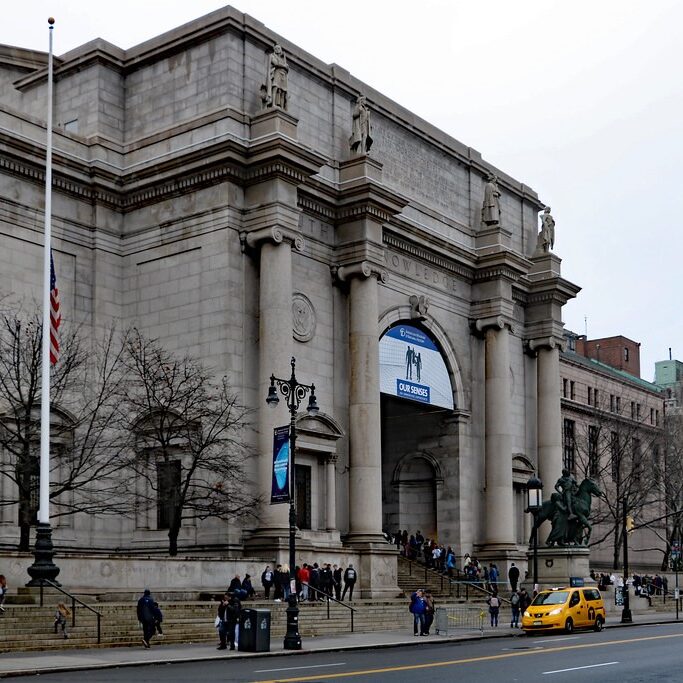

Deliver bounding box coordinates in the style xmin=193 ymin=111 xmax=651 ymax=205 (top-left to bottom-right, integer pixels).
xmin=532 ymin=636 xmax=580 ymax=643
xmin=255 ymin=664 xmax=346 ymax=673
xmin=543 ymin=661 xmax=618 ymax=674
xmin=251 ymin=631 xmax=683 ymax=682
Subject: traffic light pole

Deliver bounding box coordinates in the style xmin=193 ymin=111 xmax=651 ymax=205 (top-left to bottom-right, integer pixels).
xmin=621 ymin=498 xmax=632 ymax=623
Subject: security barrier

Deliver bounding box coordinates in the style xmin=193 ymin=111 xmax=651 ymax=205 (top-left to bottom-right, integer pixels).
xmin=434 ymin=606 xmax=485 ymax=635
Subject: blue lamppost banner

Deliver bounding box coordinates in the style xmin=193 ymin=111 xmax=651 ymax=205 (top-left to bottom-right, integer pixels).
xmin=271 ymin=425 xmax=291 ymax=504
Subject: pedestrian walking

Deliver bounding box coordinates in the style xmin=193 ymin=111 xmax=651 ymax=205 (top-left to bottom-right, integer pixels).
xmin=509 ymin=590 xmax=521 ymax=628
xmin=137 ymin=588 xmax=156 ymax=648
xmin=487 ymin=591 xmax=501 ymax=627
xmin=217 ymin=592 xmax=241 ymax=650
xmin=409 ymin=588 xmax=427 ymax=635
xmin=53 ymin=603 xmax=70 ymax=639
xmin=342 ymin=563 xmax=357 ymax=601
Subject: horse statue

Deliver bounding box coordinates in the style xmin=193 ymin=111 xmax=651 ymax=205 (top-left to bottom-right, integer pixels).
xmin=529 ymin=478 xmax=603 ymax=547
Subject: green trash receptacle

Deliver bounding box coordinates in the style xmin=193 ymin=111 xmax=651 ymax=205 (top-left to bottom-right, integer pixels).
xmin=238 ymin=608 xmax=271 ymax=652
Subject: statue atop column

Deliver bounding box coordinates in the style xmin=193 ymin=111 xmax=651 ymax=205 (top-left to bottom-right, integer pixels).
xmin=481 ymin=174 xmax=501 ymax=226
xmin=349 ymin=96 xmax=373 ymax=155
xmin=260 ymin=44 xmax=289 ymax=110
xmin=536 ymin=206 xmax=556 ymax=252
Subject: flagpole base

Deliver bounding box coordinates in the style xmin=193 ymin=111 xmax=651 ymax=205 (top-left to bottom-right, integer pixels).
xmin=26 ymin=522 xmax=61 ymax=586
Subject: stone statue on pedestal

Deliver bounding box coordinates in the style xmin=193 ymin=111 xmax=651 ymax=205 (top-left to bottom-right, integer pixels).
xmin=349 ymin=96 xmax=373 ymax=155
xmin=537 ymin=206 xmax=555 ymax=252
xmin=261 ymin=44 xmax=289 ymax=110
xmin=481 ymin=174 xmax=501 ymax=226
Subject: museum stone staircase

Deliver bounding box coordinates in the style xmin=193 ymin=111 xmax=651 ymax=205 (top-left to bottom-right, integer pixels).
xmin=0 ymin=556 xmax=494 ymax=653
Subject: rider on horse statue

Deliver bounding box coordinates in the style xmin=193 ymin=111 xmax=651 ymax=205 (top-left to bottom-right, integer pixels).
xmin=554 ymin=469 xmax=578 ymax=522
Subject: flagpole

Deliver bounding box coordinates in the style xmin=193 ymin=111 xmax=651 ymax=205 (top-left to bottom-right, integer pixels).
xmin=27 ymin=16 xmax=60 ymax=587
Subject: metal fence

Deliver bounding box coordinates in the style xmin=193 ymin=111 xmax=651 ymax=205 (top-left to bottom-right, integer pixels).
xmin=434 ymin=606 xmax=486 ymax=636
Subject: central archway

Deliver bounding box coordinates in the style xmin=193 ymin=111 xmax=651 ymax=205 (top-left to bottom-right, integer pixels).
xmin=378 ymin=315 xmax=461 ymax=543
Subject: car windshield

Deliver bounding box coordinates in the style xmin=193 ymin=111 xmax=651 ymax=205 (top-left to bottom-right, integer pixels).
xmin=532 ymin=591 xmax=569 ymax=606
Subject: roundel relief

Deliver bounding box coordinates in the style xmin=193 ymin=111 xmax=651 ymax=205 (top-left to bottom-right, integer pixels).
xmin=292 ymin=293 xmax=316 ymax=342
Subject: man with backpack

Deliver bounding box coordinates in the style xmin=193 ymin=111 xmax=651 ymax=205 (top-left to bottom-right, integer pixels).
xmin=510 ymin=589 xmax=521 ymax=628
xmin=342 ymin=564 xmax=357 ymax=601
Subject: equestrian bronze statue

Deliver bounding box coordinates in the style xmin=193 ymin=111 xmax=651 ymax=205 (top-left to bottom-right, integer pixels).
xmin=529 ymin=477 xmax=603 ymax=547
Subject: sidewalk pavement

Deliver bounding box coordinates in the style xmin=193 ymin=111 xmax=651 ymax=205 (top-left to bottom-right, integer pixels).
xmin=1 ymin=610 xmax=680 ymax=678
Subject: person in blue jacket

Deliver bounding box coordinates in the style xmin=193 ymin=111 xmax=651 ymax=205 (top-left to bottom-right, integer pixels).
xmin=409 ymin=588 xmax=427 ymax=636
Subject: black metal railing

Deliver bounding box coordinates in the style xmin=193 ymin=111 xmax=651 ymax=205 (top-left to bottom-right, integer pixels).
xmin=299 ymin=582 xmax=357 ymax=632
xmin=38 ymin=579 xmax=102 ymax=644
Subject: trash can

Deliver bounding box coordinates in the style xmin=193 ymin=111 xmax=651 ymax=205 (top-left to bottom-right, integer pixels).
xmin=238 ymin=608 xmax=271 ymax=652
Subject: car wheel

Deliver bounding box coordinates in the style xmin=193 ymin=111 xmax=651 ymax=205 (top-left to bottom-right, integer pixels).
xmin=564 ymin=617 xmax=574 ymax=634
xmin=594 ymin=616 xmax=604 ymax=632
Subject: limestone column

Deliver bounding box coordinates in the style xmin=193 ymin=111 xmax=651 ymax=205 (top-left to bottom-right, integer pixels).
xmin=481 ymin=319 xmax=515 ymax=546
xmin=246 ymin=230 xmax=300 ymax=534
xmin=534 ymin=341 xmax=563 ymax=495
xmin=340 ymin=263 xmax=384 ymax=543
xmin=325 ymin=455 xmax=337 ymax=531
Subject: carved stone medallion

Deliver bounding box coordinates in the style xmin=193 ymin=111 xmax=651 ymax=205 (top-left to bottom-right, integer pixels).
xmin=292 ymin=293 xmax=316 ymax=342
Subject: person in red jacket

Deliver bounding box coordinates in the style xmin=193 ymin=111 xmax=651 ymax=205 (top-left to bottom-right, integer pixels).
xmin=298 ymin=563 xmax=310 ymax=602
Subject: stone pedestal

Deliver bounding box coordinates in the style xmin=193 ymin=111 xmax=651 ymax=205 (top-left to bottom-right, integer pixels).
xmin=528 ymin=546 xmax=592 ymax=590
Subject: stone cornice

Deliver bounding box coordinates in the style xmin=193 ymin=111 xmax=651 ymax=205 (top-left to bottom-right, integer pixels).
xmin=382 ymin=229 xmax=475 ymax=282
xmin=474 ymin=250 xmax=531 ymax=284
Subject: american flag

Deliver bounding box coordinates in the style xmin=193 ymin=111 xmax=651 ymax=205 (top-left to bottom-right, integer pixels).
xmin=49 ymin=251 xmax=61 ymax=365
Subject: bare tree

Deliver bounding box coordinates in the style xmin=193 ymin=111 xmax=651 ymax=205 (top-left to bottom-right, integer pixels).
xmin=568 ymin=393 xmax=663 ymax=569
xmin=0 ymin=310 xmax=133 ymax=550
xmin=119 ymin=329 xmax=259 ymax=556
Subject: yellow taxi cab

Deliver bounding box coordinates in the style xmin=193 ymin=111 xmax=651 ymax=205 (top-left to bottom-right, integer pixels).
xmin=521 ymin=587 xmax=606 ymax=634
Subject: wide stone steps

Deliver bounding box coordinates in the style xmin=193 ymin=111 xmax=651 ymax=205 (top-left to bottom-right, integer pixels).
xmin=0 ymin=599 xmax=412 ymax=652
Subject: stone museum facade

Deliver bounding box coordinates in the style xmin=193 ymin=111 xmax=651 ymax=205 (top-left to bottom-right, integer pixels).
xmin=0 ymin=6 xmax=581 ymax=595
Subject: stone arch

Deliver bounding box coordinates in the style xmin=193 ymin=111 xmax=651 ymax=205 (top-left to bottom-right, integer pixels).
xmin=378 ymin=305 xmax=464 ymax=410
xmin=390 ymin=451 xmax=443 ymax=539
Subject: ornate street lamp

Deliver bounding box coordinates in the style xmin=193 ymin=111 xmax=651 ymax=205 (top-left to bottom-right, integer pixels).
xmin=526 ymin=475 xmax=543 ymax=593
xmin=621 ymin=498 xmax=633 ymax=623
xmin=266 ymin=356 xmax=319 ymax=650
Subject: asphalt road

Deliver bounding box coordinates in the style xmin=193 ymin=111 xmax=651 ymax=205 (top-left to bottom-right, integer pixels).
xmin=9 ymin=623 xmax=683 ymax=682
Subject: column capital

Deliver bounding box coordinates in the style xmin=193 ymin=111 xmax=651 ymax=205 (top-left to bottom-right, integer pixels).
xmin=525 ymin=335 xmax=567 ymax=356
xmin=331 ymin=260 xmax=387 ymax=284
xmin=240 ymin=226 xmax=305 ymax=253
xmin=471 ymin=315 xmax=515 ymax=337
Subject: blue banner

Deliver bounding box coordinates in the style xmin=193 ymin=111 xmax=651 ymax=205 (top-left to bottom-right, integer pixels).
xmin=396 ymin=378 xmax=430 ymax=403
xmin=271 ymin=425 xmax=290 ymax=504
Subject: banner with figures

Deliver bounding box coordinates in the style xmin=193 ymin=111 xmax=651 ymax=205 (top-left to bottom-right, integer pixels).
xmin=270 ymin=425 xmax=291 ymax=504
xmin=379 ymin=324 xmax=454 ymax=410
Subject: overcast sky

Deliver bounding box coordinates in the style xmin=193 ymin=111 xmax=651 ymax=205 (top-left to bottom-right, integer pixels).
xmin=4 ymin=1 xmax=682 ymax=381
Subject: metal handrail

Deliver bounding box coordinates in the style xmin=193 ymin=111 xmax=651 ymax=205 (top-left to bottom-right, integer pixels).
xmin=38 ymin=579 xmax=102 ymax=644
xmin=400 ymin=555 xmax=514 ymax=605
xmin=300 ymin=582 xmax=357 ymax=632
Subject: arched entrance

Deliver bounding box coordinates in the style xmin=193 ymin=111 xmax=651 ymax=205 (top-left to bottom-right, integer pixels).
xmin=378 ymin=317 xmax=461 ymax=543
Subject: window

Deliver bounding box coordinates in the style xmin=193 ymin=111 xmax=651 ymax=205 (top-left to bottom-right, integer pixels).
xmin=295 ymin=464 xmax=312 ymax=530
xmin=570 ymin=381 xmax=576 ymax=400
xmin=588 ymin=426 xmax=599 ymax=477
xmin=587 ymin=387 xmax=593 ymax=405
xmin=157 ymin=460 xmax=181 ymax=530
xmin=563 ymin=378 xmax=568 ymax=398
xmin=624 ymin=347 xmax=630 ymax=362
xmin=610 ymin=394 xmax=615 ymax=412
xmin=636 ymin=403 xmax=641 ymax=420
xmin=563 ymin=419 xmax=576 ymax=472
xmin=616 ymin=396 xmax=621 ymax=413
xmin=610 ymin=432 xmax=619 ymax=480
xmin=651 ymin=408 xmax=655 ymax=425
xmin=656 ymin=410 xmax=660 ymax=426
xmin=631 ymin=401 xmax=636 ymax=419
xmin=594 ymin=389 xmax=599 ymax=407
xmin=632 ymin=438 xmax=642 ymax=484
